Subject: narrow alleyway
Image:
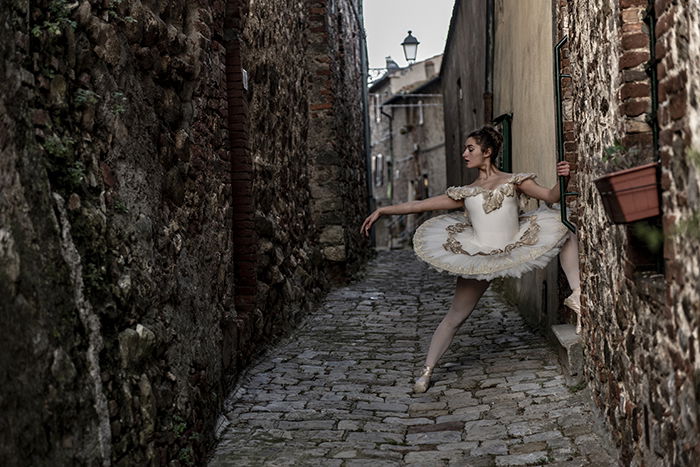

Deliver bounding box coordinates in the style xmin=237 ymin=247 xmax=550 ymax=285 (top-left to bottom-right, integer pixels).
xmin=208 ymin=251 xmax=618 ymax=466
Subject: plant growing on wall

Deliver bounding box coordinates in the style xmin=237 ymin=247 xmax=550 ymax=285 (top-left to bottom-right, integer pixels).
xmin=672 ymin=147 xmax=700 ymax=239
xmin=599 ymin=140 xmax=654 ymax=172
xmin=31 ymin=0 xmax=77 ymax=38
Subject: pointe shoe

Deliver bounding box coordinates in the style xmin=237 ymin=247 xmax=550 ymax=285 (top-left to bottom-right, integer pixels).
xmin=564 ymin=287 xmax=582 ymax=334
xmin=413 ymin=366 xmax=433 ymax=393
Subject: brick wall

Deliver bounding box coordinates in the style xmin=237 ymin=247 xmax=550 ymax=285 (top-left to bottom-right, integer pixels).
xmin=559 ymin=0 xmax=700 ymax=464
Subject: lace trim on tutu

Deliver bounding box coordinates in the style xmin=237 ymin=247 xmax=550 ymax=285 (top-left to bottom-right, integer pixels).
xmin=442 ymin=215 xmax=540 ymax=256
xmin=416 ymin=232 xmax=569 ymax=282
xmin=445 ymin=173 xmax=537 ymax=213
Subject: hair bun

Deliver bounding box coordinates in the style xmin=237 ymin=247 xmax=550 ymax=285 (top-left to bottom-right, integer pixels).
xmin=467 ymin=125 xmax=503 ymax=158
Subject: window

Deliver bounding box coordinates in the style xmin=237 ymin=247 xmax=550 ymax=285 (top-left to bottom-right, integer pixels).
xmin=374 ymin=153 xmax=384 ymax=186
xmin=418 ymin=100 xmax=424 ymax=126
xmin=492 ymin=113 xmax=512 ymax=173
xmin=425 ymin=61 xmax=435 ymax=78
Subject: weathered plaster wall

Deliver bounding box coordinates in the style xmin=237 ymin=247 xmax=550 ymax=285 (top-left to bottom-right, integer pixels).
xmin=441 ymin=0 xmax=488 ymax=187
xmin=494 ymin=0 xmax=557 ymax=188
xmin=492 ymin=0 xmax=565 ymax=335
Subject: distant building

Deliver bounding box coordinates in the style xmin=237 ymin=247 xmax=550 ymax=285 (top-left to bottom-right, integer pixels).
xmin=369 ymin=54 xmax=446 ymax=248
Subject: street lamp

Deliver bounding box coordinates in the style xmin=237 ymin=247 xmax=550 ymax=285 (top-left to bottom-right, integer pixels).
xmin=368 ymin=30 xmax=421 ymax=82
xmin=401 ymin=31 xmax=420 ymax=64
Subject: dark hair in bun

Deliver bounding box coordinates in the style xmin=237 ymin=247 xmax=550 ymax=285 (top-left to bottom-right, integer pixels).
xmin=467 ymin=125 xmax=503 ymax=159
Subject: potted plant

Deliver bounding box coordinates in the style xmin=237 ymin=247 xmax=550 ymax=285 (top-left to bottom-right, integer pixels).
xmin=594 ymin=142 xmax=661 ymax=224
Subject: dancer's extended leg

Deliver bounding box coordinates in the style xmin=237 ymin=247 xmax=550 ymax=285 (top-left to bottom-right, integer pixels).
xmin=559 ymin=232 xmax=580 ymax=290
xmin=559 ymin=232 xmax=582 ymax=333
xmin=414 ymin=278 xmax=489 ymax=393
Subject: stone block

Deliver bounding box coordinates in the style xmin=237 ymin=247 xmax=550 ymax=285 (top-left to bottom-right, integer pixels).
xmin=322 ymin=245 xmax=346 ymax=262
xmin=551 ymin=324 xmax=583 ymax=385
xmin=320 ymin=225 xmax=344 ymax=244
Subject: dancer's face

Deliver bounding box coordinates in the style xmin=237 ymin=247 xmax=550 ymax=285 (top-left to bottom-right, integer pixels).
xmin=462 ymin=137 xmax=491 ymax=169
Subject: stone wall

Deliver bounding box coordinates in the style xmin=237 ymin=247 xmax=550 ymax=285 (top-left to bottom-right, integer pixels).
xmin=560 ymin=0 xmax=700 ymax=464
xmin=493 ymin=0 xmax=568 ymax=337
xmin=0 ymin=0 xmax=232 ymax=464
xmin=0 ymin=0 xmax=369 ymax=464
xmin=306 ymin=0 xmax=371 ymax=280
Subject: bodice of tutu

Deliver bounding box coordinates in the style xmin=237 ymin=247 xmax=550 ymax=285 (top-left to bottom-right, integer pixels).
xmin=464 ymin=192 xmax=519 ymax=248
xmin=445 ymin=173 xmax=537 ymax=250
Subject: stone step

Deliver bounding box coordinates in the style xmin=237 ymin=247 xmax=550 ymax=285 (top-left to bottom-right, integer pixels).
xmin=551 ymin=324 xmax=583 ymax=385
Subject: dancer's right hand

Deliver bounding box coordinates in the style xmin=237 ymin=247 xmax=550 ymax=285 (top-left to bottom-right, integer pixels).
xmin=361 ymin=209 xmax=382 ymax=237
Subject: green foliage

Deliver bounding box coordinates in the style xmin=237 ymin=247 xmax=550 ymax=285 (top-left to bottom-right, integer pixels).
xmin=602 ymin=140 xmax=625 ymax=163
xmin=42 ymin=134 xmax=87 ymax=192
xmin=67 ymin=161 xmax=86 ymax=186
xmin=674 ymin=212 xmax=700 ymax=239
xmin=567 ymin=381 xmax=587 ymax=393
xmin=632 ymin=222 xmax=664 ymax=253
xmin=31 ymin=0 xmax=77 ymax=38
xmin=113 ymin=199 xmax=129 ymax=214
xmin=172 ymin=415 xmax=187 ymax=436
xmin=39 ymin=65 xmax=57 ymax=79
xmin=43 ymin=134 xmax=75 ymax=160
xmin=687 ymin=147 xmax=700 ymax=168
xmin=112 ymin=91 xmax=127 ymax=115
xmin=83 ymin=262 xmax=107 ymax=295
xmin=177 ymin=446 xmax=194 ymax=465
xmin=106 ymin=0 xmax=138 ymax=24
xmin=74 ymin=89 xmax=101 ymax=107
xmin=600 ymin=140 xmax=651 ymax=172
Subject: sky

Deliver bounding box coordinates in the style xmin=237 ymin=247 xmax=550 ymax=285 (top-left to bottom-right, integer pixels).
xmin=362 ymin=0 xmax=456 ymax=70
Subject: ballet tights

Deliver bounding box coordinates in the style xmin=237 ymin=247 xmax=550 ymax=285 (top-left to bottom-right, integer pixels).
xmin=559 ymin=232 xmax=580 ymax=291
xmin=422 ymin=233 xmax=581 ymax=369
xmin=424 ymin=278 xmax=490 ymax=368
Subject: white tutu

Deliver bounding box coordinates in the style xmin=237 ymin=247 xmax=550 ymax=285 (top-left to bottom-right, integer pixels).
xmin=413 ymin=174 xmax=570 ymax=281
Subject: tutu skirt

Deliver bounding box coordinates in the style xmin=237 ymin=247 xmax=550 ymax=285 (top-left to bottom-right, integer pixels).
xmin=413 ymin=204 xmax=570 ymax=281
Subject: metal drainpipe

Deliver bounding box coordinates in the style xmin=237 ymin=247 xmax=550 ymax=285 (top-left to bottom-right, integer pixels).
xmin=357 ymin=2 xmax=374 ymax=219
xmin=644 ymin=2 xmax=659 ymax=159
xmin=554 ymin=36 xmax=577 ymax=233
xmin=485 ymin=0 xmax=495 ymax=122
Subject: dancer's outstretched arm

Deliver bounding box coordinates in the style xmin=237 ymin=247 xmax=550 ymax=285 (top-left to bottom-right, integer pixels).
xmin=517 ymin=161 xmax=571 ymax=203
xmin=361 ymin=195 xmax=463 ymax=237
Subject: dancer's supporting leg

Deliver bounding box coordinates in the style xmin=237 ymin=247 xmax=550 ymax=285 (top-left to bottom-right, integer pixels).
xmin=414 ymin=278 xmax=490 ymax=393
xmin=559 ymin=232 xmax=582 ymax=333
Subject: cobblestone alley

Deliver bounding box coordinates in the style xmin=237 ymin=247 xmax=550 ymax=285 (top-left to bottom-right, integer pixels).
xmin=208 ymin=251 xmax=619 ymax=466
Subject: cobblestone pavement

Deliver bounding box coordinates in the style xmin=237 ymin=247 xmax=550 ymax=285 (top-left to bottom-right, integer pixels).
xmin=208 ymin=251 xmax=619 ymax=466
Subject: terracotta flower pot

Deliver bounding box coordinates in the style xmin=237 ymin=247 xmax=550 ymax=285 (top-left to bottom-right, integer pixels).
xmin=593 ymin=162 xmax=660 ymax=224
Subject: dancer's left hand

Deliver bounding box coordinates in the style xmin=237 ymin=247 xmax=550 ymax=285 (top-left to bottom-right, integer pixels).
xmin=556 ymin=161 xmax=571 ymax=177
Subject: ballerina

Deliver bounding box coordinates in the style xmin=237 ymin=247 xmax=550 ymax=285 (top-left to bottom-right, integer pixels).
xmin=361 ymin=125 xmax=581 ymax=393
